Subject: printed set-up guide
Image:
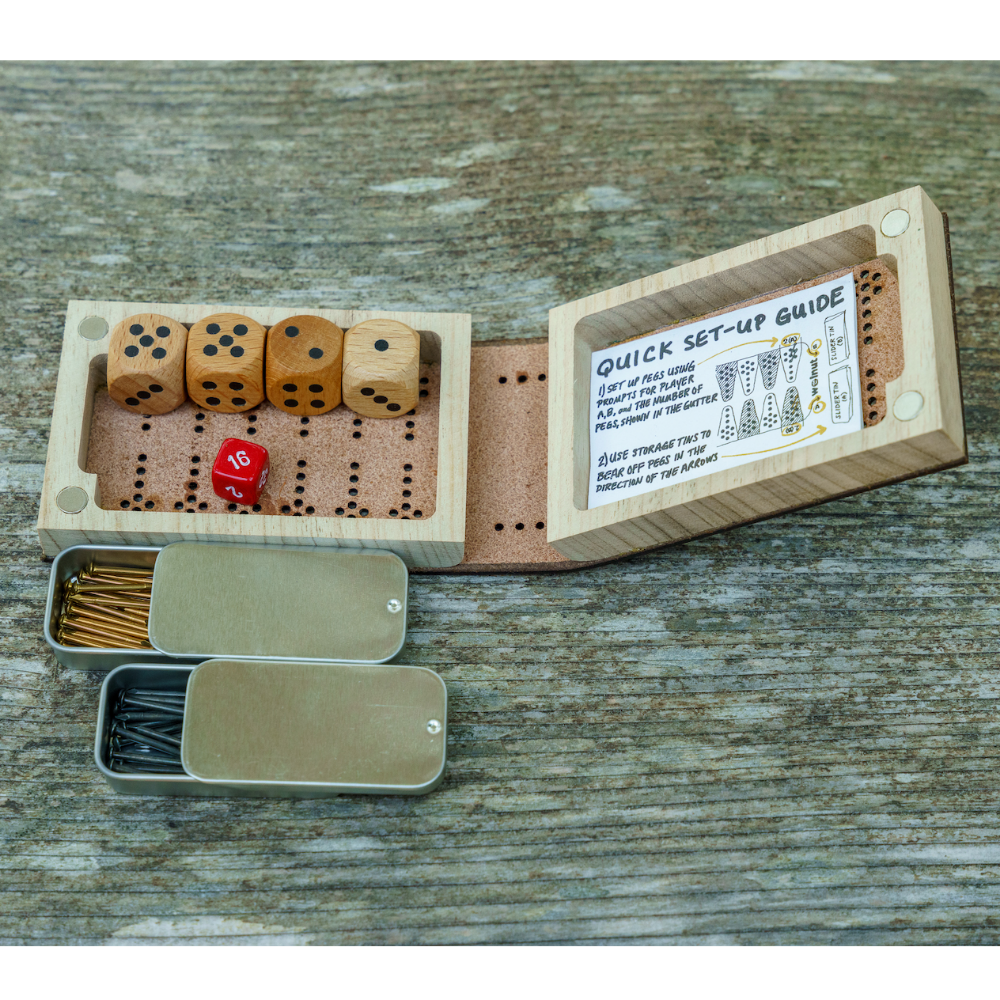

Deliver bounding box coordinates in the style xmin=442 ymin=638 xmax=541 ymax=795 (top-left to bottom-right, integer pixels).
xmin=588 ymin=274 xmax=862 ymax=508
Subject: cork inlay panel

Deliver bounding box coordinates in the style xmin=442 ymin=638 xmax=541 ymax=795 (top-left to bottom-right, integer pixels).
xmin=87 ymin=364 xmax=439 ymax=521
xmin=854 ymin=260 xmax=904 ymax=427
xmin=459 ymin=344 xmax=574 ymax=571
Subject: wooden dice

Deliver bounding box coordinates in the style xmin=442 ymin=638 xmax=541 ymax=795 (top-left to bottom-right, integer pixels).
xmin=342 ymin=319 xmax=420 ymax=418
xmin=107 ymin=313 xmax=188 ymax=414
xmin=186 ymin=313 xmax=266 ymax=413
xmin=265 ymin=315 xmax=344 ymax=415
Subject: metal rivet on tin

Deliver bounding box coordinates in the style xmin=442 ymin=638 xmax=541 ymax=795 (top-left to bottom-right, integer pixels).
xmin=78 ymin=315 xmax=109 ymax=340
xmin=426 ymin=719 xmax=442 ymax=734
xmin=56 ymin=486 xmax=89 ymax=514
xmin=386 ymin=599 xmax=403 ymax=614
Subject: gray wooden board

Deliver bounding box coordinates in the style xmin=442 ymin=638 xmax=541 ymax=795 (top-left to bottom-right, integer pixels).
xmin=2 ymin=61 xmax=1000 ymax=945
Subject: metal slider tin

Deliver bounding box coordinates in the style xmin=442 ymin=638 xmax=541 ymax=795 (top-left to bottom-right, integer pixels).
xmin=148 ymin=542 xmax=408 ymax=663
xmin=46 ymin=542 xmax=409 ymax=669
xmin=44 ymin=545 xmax=193 ymax=671
xmin=96 ymin=660 xmax=447 ymax=798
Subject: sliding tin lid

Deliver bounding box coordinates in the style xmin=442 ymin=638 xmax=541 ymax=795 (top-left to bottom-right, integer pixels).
xmin=181 ymin=658 xmax=447 ymax=792
xmin=149 ymin=543 xmax=407 ymax=663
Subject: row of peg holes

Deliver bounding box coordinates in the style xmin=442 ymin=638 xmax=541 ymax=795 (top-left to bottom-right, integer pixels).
xmin=859 ymin=268 xmax=883 ymax=425
xmin=493 ymin=372 xmax=546 ymax=531
xmin=115 ymin=375 xmax=431 ymax=515
xmin=118 ymin=453 xmax=155 ymax=510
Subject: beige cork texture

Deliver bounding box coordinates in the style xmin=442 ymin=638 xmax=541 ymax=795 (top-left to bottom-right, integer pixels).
xmin=87 ymin=364 xmax=438 ymax=522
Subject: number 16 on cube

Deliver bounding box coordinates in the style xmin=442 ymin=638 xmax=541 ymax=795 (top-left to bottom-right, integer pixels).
xmin=211 ymin=438 xmax=270 ymax=505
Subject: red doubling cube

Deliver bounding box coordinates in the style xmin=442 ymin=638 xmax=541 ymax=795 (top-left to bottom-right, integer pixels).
xmin=211 ymin=438 xmax=269 ymax=506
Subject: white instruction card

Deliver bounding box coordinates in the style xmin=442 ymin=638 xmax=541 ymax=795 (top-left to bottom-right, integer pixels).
xmin=589 ymin=274 xmax=862 ymax=508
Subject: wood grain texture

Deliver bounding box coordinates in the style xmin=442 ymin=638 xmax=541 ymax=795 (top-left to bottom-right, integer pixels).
xmin=266 ymin=315 xmax=343 ymax=415
xmin=343 ymin=318 xmax=421 ymax=418
xmin=547 ymin=191 xmax=965 ymax=561
xmin=2 ymin=61 xmax=1000 ymax=945
xmin=186 ymin=312 xmax=266 ymax=413
xmin=107 ymin=313 xmax=188 ymax=415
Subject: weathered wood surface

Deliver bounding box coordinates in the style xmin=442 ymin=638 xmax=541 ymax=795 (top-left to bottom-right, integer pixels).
xmin=2 ymin=62 xmax=999 ymax=945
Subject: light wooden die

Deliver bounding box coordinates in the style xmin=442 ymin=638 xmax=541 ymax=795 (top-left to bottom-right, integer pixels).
xmin=342 ymin=318 xmax=420 ymax=419
xmin=186 ymin=313 xmax=266 ymax=413
xmin=265 ymin=315 xmax=344 ymax=415
xmin=107 ymin=313 xmax=188 ymax=415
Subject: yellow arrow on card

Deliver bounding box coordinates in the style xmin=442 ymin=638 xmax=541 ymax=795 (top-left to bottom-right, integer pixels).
xmin=699 ymin=337 xmax=780 ymax=364
xmin=726 ymin=425 xmax=827 ymax=456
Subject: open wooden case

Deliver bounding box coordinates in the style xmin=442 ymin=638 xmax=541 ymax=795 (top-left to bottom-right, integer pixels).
xmin=37 ymin=305 xmax=471 ymax=568
xmin=36 ymin=187 xmax=965 ymax=573
xmin=546 ymin=187 xmax=966 ymax=562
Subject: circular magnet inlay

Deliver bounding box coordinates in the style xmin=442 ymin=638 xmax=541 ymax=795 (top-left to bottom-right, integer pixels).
xmin=56 ymin=486 xmax=88 ymax=514
xmin=78 ymin=316 xmax=109 ymax=340
xmin=881 ymin=209 xmax=910 ymax=237
xmin=893 ymin=390 xmax=924 ymax=421
xmin=426 ymin=719 xmax=442 ymax=734
xmin=386 ymin=598 xmax=403 ymax=614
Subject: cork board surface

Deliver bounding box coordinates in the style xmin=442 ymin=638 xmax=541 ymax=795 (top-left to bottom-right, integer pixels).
xmin=457 ymin=343 xmax=578 ymax=572
xmin=87 ymin=364 xmax=439 ymax=521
